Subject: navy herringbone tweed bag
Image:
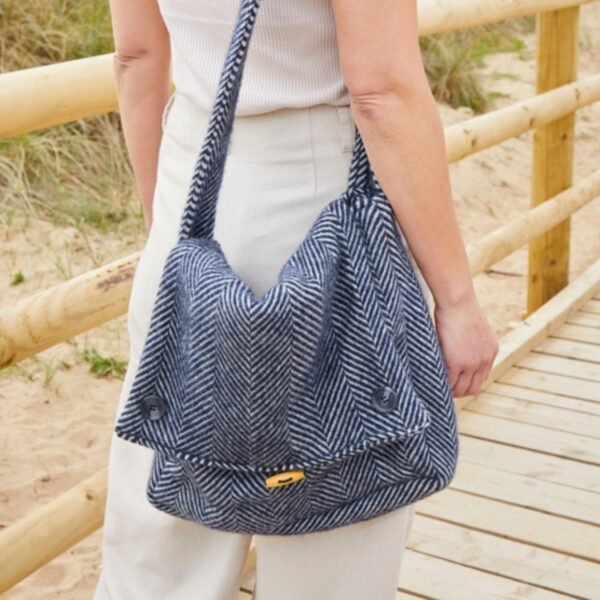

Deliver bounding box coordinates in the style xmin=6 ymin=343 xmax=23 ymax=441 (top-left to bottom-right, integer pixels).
xmin=115 ymin=0 xmax=459 ymax=535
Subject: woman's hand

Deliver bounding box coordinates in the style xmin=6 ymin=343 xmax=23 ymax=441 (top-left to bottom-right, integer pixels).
xmin=433 ymin=293 xmax=499 ymax=398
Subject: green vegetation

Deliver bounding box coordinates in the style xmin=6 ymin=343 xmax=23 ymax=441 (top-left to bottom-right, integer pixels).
xmin=420 ymin=16 xmax=535 ymax=112
xmin=0 ymin=119 xmax=138 ymax=233
xmin=0 ymin=0 xmax=140 ymax=236
xmin=10 ymin=270 xmax=25 ymax=285
xmin=82 ymin=348 xmax=128 ymax=379
xmin=0 ymin=0 xmax=114 ymax=69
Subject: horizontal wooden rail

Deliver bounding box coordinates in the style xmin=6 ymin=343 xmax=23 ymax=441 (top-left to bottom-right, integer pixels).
xmin=466 ymin=169 xmax=600 ymax=277
xmin=418 ymin=0 xmax=593 ymax=34
xmin=0 ymin=55 xmax=117 ymax=138
xmin=2 ymin=77 xmax=600 ymax=369
xmin=3 ymin=257 xmax=599 ymax=592
xmin=0 ymin=0 xmax=595 ymax=137
xmin=0 ymin=469 xmax=107 ymax=593
xmin=0 ymin=253 xmax=139 ymax=368
xmin=445 ymin=74 xmax=600 ymax=162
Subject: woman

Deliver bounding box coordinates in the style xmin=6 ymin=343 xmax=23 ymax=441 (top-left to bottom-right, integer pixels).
xmin=95 ymin=0 xmax=499 ymax=598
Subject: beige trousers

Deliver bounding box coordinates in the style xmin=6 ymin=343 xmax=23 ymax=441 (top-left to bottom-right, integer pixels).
xmin=94 ymin=91 xmax=432 ymax=600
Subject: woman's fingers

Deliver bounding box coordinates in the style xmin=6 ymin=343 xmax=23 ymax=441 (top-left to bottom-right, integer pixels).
xmin=464 ymin=367 xmax=486 ymax=397
xmin=450 ymin=350 xmax=496 ymax=397
xmin=451 ymin=369 xmax=475 ymax=398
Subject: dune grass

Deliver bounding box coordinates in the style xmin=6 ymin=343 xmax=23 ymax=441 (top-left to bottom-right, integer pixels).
xmin=0 ymin=117 xmax=138 ymax=233
xmin=420 ymin=16 xmax=536 ymax=112
xmin=0 ymin=1 xmax=535 ymax=235
xmin=0 ymin=0 xmax=114 ymax=68
xmin=0 ymin=0 xmax=140 ymax=236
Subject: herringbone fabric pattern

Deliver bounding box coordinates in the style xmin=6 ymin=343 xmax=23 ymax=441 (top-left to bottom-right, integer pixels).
xmin=115 ymin=0 xmax=459 ymax=535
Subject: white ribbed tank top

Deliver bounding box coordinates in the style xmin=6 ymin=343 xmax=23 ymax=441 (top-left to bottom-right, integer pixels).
xmin=158 ymin=0 xmax=350 ymax=115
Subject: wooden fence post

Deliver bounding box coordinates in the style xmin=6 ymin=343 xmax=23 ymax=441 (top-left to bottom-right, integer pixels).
xmin=527 ymin=6 xmax=580 ymax=315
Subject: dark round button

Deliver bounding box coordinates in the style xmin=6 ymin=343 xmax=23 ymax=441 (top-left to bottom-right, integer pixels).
xmin=139 ymin=395 xmax=166 ymax=421
xmin=372 ymin=386 xmax=398 ymax=413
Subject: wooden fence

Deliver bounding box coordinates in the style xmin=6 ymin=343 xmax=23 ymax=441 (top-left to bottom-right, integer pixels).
xmin=0 ymin=0 xmax=598 ymax=592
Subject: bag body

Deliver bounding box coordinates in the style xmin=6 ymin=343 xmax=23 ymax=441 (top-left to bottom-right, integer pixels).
xmin=115 ymin=0 xmax=459 ymax=535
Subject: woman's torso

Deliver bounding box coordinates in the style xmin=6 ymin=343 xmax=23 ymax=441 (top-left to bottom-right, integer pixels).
xmin=157 ymin=0 xmax=350 ymax=115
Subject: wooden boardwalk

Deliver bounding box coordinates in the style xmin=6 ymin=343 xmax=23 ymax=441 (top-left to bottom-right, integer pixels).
xmin=237 ymin=273 xmax=600 ymax=599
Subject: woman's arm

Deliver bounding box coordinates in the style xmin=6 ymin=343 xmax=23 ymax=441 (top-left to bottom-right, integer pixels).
xmin=109 ymin=0 xmax=171 ymax=231
xmin=332 ymin=0 xmax=498 ymax=397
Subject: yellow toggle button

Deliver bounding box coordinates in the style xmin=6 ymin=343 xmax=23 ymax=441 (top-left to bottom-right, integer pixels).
xmin=265 ymin=469 xmax=305 ymax=489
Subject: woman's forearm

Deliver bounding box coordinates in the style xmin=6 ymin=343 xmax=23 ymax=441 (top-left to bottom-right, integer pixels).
xmin=114 ymin=53 xmax=171 ymax=230
xmin=331 ymin=0 xmax=498 ymax=396
xmin=350 ymin=87 xmax=475 ymax=310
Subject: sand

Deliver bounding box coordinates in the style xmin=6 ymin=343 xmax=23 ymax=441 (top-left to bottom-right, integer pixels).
xmin=1 ymin=5 xmax=599 ymax=598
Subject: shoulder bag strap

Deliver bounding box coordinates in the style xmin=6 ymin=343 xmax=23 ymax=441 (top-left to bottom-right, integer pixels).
xmin=178 ymin=0 xmax=374 ymax=242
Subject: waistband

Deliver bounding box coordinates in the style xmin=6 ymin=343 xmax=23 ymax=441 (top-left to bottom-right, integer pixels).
xmin=161 ymin=90 xmax=357 ymax=159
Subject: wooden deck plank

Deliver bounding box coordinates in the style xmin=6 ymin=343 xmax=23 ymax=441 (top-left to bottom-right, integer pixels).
xmin=535 ymin=337 xmax=600 ymax=363
xmin=458 ymin=436 xmax=600 ymax=492
xmin=517 ymin=352 xmax=600 ymax=382
xmin=526 ymin=336 xmax=600 ymax=365
xmin=451 ymin=460 xmax=600 ymax=524
xmin=579 ymin=299 xmax=600 ymax=314
xmin=418 ymin=489 xmax=600 ymax=562
xmin=408 ymin=515 xmax=600 ymax=598
xmin=398 ymin=550 xmax=571 ymax=599
xmin=469 ymin=261 xmax=600 ymax=412
xmin=464 ymin=393 xmax=600 ymax=438
xmin=567 ymin=310 xmax=600 ymax=329
xmin=240 ymin=570 xmax=256 ymax=598
xmin=484 ymin=381 xmax=600 ymax=415
xmin=497 ymin=365 xmax=600 ymax=403
xmin=550 ymin=322 xmax=600 ymax=345
xmin=457 ymin=411 xmax=600 ymax=464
